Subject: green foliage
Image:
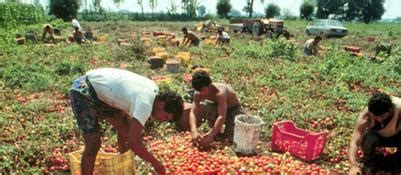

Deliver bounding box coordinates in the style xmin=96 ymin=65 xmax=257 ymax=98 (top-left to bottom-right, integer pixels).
xmin=233 ymin=39 xmax=296 ymax=61
xmin=265 ymin=3 xmax=281 ymax=18
xmin=316 ymin=0 xmax=346 ymax=19
xmin=0 ymin=62 xmax=52 ymax=91
xmin=243 ymin=0 xmax=255 ymax=18
xmin=54 ymin=61 xmax=85 ymax=75
xmin=315 ymin=0 xmax=385 ymax=23
xmin=300 ymin=2 xmax=314 ymax=20
xmin=319 ymin=46 xmax=401 ymax=91
xmin=0 ymin=2 xmax=45 ymax=28
xmin=79 ymin=11 xmax=206 ymax=22
xmin=148 ymin=0 xmax=158 ymax=16
xmin=362 ymin=0 xmax=385 ymax=24
xmin=344 ymin=0 xmax=368 ymax=21
xmin=115 ymin=37 xmax=147 ymax=61
xmin=1 ymin=20 xmax=401 ymax=174
xmin=181 ymin=0 xmax=198 ymax=17
xmin=49 ymin=0 xmax=80 ymax=21
xmin=216 ymin=0 xmax=232 ymax=18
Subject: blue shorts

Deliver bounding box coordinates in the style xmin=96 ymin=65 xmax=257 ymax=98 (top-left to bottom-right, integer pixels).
xmin=70 ymin=76 xmax=122 ymax=134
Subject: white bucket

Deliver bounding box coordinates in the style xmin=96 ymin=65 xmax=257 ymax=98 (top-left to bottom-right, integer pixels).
xmin=166 ymin=59 xmax=181 ymax=73
xmin=233 ymin=114 xmax=263 ymax=155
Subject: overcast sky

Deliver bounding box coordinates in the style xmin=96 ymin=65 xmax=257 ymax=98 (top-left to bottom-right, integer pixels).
xmin=20 ymin=0 xmax=401 ymax=19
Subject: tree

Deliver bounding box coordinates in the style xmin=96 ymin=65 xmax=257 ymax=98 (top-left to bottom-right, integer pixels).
xmin=344 ymin=0 xmax=368 ymax=21
xmin=243 ymin=0 xmax=255 ymax=18
xmin=300 ymin=2 xmax=314 ymax=20
xmin=93 ymin=0 xmax=101 ymax=12
xmin=113 ymin=0 xmax=124 ymax=9
xmin=361 ymin=0 xmax=385 ymax=23
xmin=167 ymin=0 xmax=179 ymax=15
xmin=265 ymin=3 xmax=280 ymax=18
xmin=197 ymin=5 xmax=206 ymax=17
xmin=49 ymin=0 xmax=79 ymax=21
xmin=148 ymin=0 xmax=157 ymax=17
xmin=216 ymin=0 xmax=231 ymax=18
xmin=137 ymin=0 xmax=144 ymax=15
xmin=182 ymin=0 xmax=199 ymax=17
xmin=82 ymin=0 xmax=89 ymax=13
xmin=316 ymin=0 xmax=346 ymax=19
xmin=243 ymin=0 xmax=265 ymax=18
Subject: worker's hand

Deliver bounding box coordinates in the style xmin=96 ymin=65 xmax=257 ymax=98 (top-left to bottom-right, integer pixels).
xmin=348 ymin=165 xmax=361 ymax=175
xmin=191 ymin=131 xmax=202 ymax=146
xmin=152 ymin=161 xmax=166 ymax=175
xmin=199 ymin=133 xmax=214 ymax=148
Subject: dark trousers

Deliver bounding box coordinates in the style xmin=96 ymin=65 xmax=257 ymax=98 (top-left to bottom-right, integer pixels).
xmin=361 ymin=131 xmax=401 ymax=172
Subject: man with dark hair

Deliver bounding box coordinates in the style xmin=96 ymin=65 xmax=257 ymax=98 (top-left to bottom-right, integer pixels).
xmin=303 ymin=35 xmax=322 ymax=56
xmin=349 ymin=92 xmax=401 ymax=174
xmin=41 ymin=24 xmax=56 ymax=44
xmin=189 ymin=70 xmax=244 ymax=148
xmin=70 ymin=68 xmax=183 ymax=175
xmin=216 ymin=28 xmax=230 ymax=44
xmin=181 ymin=27 xmax=200 ymax=46
xmin=73 ymin=26 xmax=86 ymax=44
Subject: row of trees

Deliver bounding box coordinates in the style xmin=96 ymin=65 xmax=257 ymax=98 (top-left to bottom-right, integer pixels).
xmin=300 ymin=0 xmax=385 ymax=23
xmin=4 ymin=0 xmax=385 ymax=23
xmin=216 ymin=0 xmax=385 ymax=23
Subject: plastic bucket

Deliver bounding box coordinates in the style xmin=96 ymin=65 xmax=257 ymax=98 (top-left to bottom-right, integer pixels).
xmin=233 ymin=114 xmax=263 ymax=155
xmin=148 ymin=56 xmax=164 ymax=69
xmin=166 ymin=59 xmax=181 ymax=73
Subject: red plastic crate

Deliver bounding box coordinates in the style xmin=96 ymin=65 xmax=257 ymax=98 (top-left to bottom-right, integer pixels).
xmin=271 ymin=120 xmax=328 ymax=161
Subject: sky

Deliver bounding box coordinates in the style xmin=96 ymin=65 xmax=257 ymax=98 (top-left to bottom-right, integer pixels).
xmin=15 ymin=0 xmax=401 ymax=19
xmin=101 ymin=0 xmax=400 ymax=19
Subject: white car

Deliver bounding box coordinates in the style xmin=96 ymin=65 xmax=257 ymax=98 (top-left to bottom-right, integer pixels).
xmin=306 ymin=19 xmax=348 ymax=37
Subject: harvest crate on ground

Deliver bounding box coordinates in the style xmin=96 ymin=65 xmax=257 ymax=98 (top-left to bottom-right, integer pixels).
xmin=69 ymin=149 xmax=135 ymax=175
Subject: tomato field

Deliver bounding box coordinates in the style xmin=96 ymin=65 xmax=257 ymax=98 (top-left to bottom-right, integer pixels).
xmin=1 ymin=17 xmax=401 ymax=174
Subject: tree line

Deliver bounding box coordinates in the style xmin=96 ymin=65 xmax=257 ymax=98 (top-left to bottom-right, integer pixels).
xmin=2 ymin=0 xmax=386 ymax=23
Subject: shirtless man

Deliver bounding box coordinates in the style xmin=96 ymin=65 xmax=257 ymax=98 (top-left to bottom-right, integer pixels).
xmin=181 ymin=27 xmax=200 ymax=46
xmin=189 ymin=70 xmax=244 ymax=147
xmin=349 ymin=92 xmax=401 ymax=174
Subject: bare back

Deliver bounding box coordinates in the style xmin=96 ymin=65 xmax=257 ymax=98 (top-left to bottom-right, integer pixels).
xmin=186 ymin=32 xmax=198 ymax=42
xmin=204 ymin=83 xmax=240 ymax=108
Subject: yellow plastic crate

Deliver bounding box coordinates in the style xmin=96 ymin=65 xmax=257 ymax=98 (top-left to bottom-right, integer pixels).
xmin=151 ymin=47 xmax=166 ymax=55
xmin=175 ymin=52 xmax=190 ymax=67
xmin=204 ymin=39 xmax=217 ymax=46
xmin=155 ymin=51 xmax=169 ymax=61
xmin=69 ymin=149 xmax=135 ymax=175
xmin=96 ymin=34 xmax=109 ymax=42
xmin=157 ymin=35 xmax=167 ymax=45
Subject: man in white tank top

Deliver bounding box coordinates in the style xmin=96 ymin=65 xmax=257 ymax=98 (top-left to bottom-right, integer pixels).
xmin=70 ymin=68 xmax=183 ymax=175
xmin=349 ymin=93 xmax=401 ymax=174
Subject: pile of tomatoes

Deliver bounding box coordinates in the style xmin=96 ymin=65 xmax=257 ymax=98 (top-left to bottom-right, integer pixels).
xmin=148 ymin=132 xmax=339 ymax=174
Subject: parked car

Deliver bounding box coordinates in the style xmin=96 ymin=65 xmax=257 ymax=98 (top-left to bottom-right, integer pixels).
xmin=306 ymin=19 xmax=348 ymax=37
